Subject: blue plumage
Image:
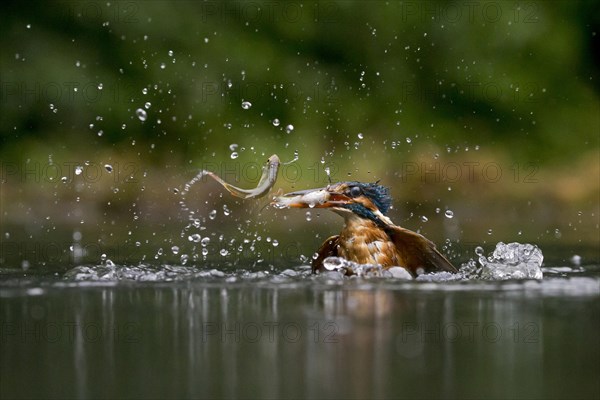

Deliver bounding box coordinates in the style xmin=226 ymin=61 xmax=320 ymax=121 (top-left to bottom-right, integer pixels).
xmin=345 ymin=182 xmax=392 ymax=215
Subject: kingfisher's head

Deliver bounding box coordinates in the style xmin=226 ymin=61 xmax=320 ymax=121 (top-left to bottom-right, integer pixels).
xmin=272 ymin=181 xmax=393 ymax=226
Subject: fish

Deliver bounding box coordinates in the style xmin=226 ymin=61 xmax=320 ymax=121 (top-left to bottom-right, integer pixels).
xmin=204 ymin=154 xmax=280 ymax=199
xmin=271 ymin=187 xmax=330 ymax=209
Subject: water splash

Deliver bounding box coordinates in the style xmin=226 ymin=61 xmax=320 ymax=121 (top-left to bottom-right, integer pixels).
xmin=322 ymin=257 xmax=413 ymax=279
xmin=478 ymin=242 xmax=543 ymax=280
xmin=63 ymin=263 xmax=314 ymax=282
xmin=63 ymin=242 xmax=546 ymax=284
xmin=310 ymin=242 xmax=544 ymax=281
xmin=135 ymin=108 xmax=147 ymax=121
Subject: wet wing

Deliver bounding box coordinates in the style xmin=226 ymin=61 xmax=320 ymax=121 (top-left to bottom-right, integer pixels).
xmin=311 ymin=235 xmax=340 ymax=273
xmin=385 ymin=226 xmax=457 ymax=275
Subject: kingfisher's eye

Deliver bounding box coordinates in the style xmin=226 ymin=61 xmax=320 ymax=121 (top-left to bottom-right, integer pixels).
xmin=349 ymin=186 xmax=362 ymax=197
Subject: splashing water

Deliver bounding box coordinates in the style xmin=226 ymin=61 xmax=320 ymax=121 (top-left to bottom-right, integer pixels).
xmin=321 ymin=257 xmax=413 ymax=279
xmin=313 ymin=242 xmax=544 ymax=281
xmin=136 ymin=108 xmax=147 ymax=121
xmin=63 ymin=240 xmax=545 ymax=284
xmin=478 ymin=242 xmax=544 ymax=280
xmin=177 ymin=155 xmax=283 ymax=261
xmin=457 ymin=242 xmax=543 ymax=280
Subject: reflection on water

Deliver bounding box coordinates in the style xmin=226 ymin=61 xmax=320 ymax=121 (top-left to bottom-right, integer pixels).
xmin=1 ymin=268 xmax=599 ymax=399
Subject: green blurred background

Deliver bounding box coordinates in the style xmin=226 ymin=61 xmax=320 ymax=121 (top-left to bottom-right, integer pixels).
xmin=1 ymin=0 xmax=599 ymax=269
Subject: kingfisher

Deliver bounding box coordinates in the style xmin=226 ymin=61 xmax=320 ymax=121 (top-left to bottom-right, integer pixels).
xmin=272 ymin=181 xmax=457 ymax=277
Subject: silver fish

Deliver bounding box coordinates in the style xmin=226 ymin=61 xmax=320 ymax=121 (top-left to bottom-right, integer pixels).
xmin=205 ymin=154 xmax=280 ymax=199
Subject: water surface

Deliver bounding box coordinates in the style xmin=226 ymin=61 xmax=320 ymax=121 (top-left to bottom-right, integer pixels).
xmin=1 ymin=260 xmax=598 ymax=399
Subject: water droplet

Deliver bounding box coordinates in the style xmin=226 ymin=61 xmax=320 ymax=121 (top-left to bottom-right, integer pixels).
xmin=209 ymin=210 xmax=217 ymax=220
xmin=104 ymin=164 xmax=113 ymax=173
xmin=97 ymin=83 xmax=103 ymax=90
xmin=136 ymin=108 xmax=147 ymax=121
xmin=201 ymin=237 xmax=210 ymax=247
xmin=188 ymin=234 xmax=201 ymax=243
xmin=241 ymin=100 xmax=252 ymax=109
xmin=444 ymin=210 xmax=454 ymax=219
xmin=554 ymin=229 xmax=562 ymax=239
xmin=75 ymin=166 xmax=83 ymax=175
xmin=475 ymin=246 xmax=484 ymax=256
xmin=272 ymin=240 xmax=279 ymax=247
xmin=230 ymin=152 xmax=238 ymax=159
xmin=357 ymin=132 xmax=364 ymax=139
xmin=420 ymin=216 xmax=428 ymax=222
xmin=144 ymin=102 xmax=151 ymax=109
xmin=160 ymin=63 xmax=166 ymax=70
xmin=171 ymin=246 xmax=179 ymax=255
xmin=61 ymin=176 xmax=68 ymax=183
xmin=285 ymin=124 xmax=294 ymax=133
xmin=220 ymin=249 xmax=229 ymax=256
xmin=202 ymin=248 xmax=209 ymax=256
xmin=305 ymin=211 xmax=312 ymax=221
xmin=487 ymin=229 xmax=493 ymax=235
xmin=168 ymin=50 xmax=174 ymax=57
xmin=229 ymin=143 xmax=238 ymax=151
xmin=406 ymin=137 xmax=412 ymax=144
xmin=272 ymin=118 xmax=280 ymax=127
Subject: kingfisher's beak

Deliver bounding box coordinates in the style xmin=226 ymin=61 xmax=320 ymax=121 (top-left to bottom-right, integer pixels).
xmin=271 ymin=186 xmax=351 ymax=209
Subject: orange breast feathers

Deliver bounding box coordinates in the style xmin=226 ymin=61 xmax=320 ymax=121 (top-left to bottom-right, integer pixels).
xmin=336 ymin=218 xmax=401 ymax=267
